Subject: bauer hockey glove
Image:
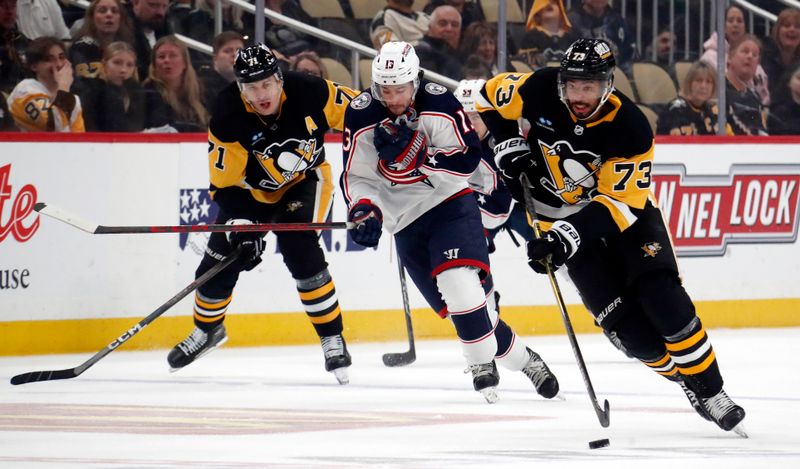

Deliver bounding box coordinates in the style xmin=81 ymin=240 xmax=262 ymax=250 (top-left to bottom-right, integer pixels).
xmin=494 ymin=137 xmax=534 ymax=182
xmin=226 ymin=219 xmax=266 ymax=271
xmin=373 ymin=121 xmax=428 ymax=175
xmin=347 ymin=199 xmax=383 ymax=248
xmin=526 ymin=220 xmax=581 ymax=273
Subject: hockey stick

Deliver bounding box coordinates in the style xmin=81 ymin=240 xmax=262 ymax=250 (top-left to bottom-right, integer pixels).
xmin=34 ymin=202 xmax=353 ymax=234
xmin=382 ymin=257 xmax=416 ymax=367
xmin=519 ymin=174 xmax=611 ymax=428
xmin=9 ymin=247 xmax=243 ymax=385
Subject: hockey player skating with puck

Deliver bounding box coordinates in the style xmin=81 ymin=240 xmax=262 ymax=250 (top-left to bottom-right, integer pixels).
xmin=341 ymin=41 xmax=559 ymax=403
xmin=476 ymin=38 xmax=746 ymax=435
xmin=168 ymin=44 xmax=358 ymax=384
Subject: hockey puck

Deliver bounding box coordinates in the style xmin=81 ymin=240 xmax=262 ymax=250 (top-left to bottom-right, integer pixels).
xmin=588 ymin=438 xmax=610 ymax=449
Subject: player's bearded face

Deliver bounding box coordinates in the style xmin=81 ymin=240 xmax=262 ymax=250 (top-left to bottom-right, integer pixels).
xmin=240 ymin=75 xmax=283 ymax=116
xmin=564 ymin=79 xmax=603 ymax=119
xmin=379 ymin=83 xmax=415 ymax=116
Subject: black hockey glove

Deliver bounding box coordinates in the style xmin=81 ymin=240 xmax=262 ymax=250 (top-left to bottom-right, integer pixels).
xmin=526 ymin=220 xmax=581 ymax=273
xmin=347 ymin=199 xmax=383 ymax=248
xmin=373 ymin=121 xmax=428 ymax=175
xmin=226 ymin=219 xmax=266 ymax=271
xmin=494 ymin=137 xmax=533 ymax=182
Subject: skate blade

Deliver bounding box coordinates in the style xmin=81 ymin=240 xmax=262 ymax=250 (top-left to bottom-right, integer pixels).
xmin=168 ymin=336 xmax=229 ymax=373
xmin=480 ymin=386 xmax=499 ymax=404
xmin=332 ymin=367 xmax=350 ymax=385
xmin=732 ymin=423 xmax=749 ymax=438
xmin=554 ymin=392 xmax=566 ymax=401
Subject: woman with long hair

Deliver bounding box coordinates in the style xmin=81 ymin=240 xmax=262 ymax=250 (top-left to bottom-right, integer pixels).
xmin=761 ymin=8 xmax=800 ymax=101
xmin=143 ymin=35 xmax=208 ymax=132
xmin=70 ymin=0 xmax=134 ymax=79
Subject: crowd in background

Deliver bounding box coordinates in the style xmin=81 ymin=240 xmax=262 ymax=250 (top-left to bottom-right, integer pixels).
xmin=0 ymin=0 xmax=798 ymax=134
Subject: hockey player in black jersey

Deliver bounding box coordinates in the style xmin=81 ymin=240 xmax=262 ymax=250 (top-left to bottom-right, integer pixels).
xmin=477 ymin=38 xmax=747 ymax=435
xmin=167 ymin=44 xmax=358 ymax=384
xmin=342 ymin=41 xmax=559 ymax=403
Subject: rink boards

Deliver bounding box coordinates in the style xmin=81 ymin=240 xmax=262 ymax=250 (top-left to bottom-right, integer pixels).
xmin=1 ymin=134 xmax=798 ymax=355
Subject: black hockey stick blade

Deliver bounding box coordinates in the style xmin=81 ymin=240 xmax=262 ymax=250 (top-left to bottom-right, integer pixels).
xmin=34 ymin=202 xmax=352 ymax=234
xmin=10 ymin=247 xmax=242 ymax=385
xmin=382 ymin=258 xmax=416 ymax=367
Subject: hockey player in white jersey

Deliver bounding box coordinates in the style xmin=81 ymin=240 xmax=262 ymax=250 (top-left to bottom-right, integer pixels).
xmin=341 ymin=41 xmax=560 ymax=403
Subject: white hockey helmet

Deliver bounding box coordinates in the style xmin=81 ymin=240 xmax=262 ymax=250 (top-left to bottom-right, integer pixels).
xmin=454 ymin=79 xmax=487 ymax=113
xmin=371 ymin=41 xmax=421 ymax=101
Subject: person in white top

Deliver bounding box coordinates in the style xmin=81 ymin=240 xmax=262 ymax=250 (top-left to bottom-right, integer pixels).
xmin=15 ymin=0 xmax=69 ymax=40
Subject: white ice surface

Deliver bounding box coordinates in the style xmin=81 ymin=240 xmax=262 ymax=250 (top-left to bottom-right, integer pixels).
xmin=1 ymin=328 xmax=798 ymax=468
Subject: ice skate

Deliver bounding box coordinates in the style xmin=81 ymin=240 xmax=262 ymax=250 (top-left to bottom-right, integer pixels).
xmin=702 ymin=389 xmax=747 ymax=437
xmin=678 ymin=380 xmax=711 ymax=421
xmin=521 ymin=348 xmax=560 ymax=399
xmin=167 ymin=324 xmax=228 ymax=371
xmin=467 ymin=361 xmax=500 ymax=403
xmin=321 ymin=334 xmax=351 ymax=385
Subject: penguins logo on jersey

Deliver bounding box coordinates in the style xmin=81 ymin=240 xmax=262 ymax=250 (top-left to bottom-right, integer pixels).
xmin=641 ymin=242 xmax=662 ymax=258
xmin=253 ymin=138 xmax=322 ymax=190
xmin=537 ymin=140 xmax=602 ymax=204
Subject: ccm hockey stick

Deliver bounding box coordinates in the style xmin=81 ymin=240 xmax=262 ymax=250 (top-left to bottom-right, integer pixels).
xmin=382 ymin=257 xmax=416 ymax=367
xmin=10 ymin=247 xmax=243 ymax=385
xmin=34 ymin=202 xmax=353 ymax=234
xmin=519 ymin=174 xmax=611 ymax=428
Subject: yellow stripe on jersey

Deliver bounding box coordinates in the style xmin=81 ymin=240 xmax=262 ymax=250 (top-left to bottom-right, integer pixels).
xmin=677 ymin=350 xmax=717 ymax=375
xmin=322 ymin=80 xmax=358 ymax=131
xmin=195 ymin=294 xmax=232 ymax=310
xmin=298 ymin=281 xmax=335 ymax=301
xmin=314 ymin=162 xmax=335 ymax=223
xmin=665 ymin=327 xmax=706 ymax=352
xmin=596 ymin=143 xmax=654 ymax=210
xmin=585 ymin=94 xmax=622 ymax=127
xmin=307 ymin=307 xmax=342 ymax=324
xmin=593 ymin=195 xmax=638 ymax=231
xmin=10 ymin=92 xmax=52 ymax=131
xmin=208 ymin=131 xmax=248 ymax=189
xmin=477 ymin=72 xmax=534 ymax=120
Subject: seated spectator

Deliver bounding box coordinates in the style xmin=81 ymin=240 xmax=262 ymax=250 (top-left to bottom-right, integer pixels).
xmin=16 ymin=0 xmax=69 ymax=40
xmin=767 ymin=63 xmax=800 ymax=135
xmin=198 ymin=31 xmax=243 ymax=115
xmin=70 ymin=0 xmax=135 ymax=79
xmin=518 ymin=0 xmax=577 ymax=68
xmin=423 ymin=0 xmax=483 ymax=31
xmin=644 ymin=28 xmax=676 ymax=68
xmin=462 ymin=54 xmax=490 ymax=80
xmin=72 ymin=41 xmax=145 ymax=131
xmin=259 ymin=0 xmax=322 ymax=57
xmin=657 ymin=61 xmax=730 ymax=136
xmin=701 ymin=5 xmax=769 ymax=106
xmin=725 ymin=35 xmax=767 ymax=136
xmin=567 ymin=0 xmax=636 ymax=73
xmin=127 ymin=0 xmax=171 ymax=80
xmin=176 ymin=0 xmax=244 ymax=66
xmin=415 ymin=5 xmax=463 ymax=80
xmin=290 ymin=51 xmax=327 ymax=79
xmin=761 ymin=8 xmax=800 ymax=102
xmin=370 ymin=0 xmax=429 ymax=49
xmin=142 ymin=35 xmax=208 ymax=132
xmin=1 ymin=0 xmax=30 ymax=95
xmin=7 ymin=37 xmax=84 ymax=131
xmin=459 ymin=22 xmax=499 ymax=76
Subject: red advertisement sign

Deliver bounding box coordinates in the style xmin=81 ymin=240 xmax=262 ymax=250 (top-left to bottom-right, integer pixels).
xmin=0 ymin=164 xmax=39 ymax=243
xmin=653 ymin=164 xmax=800 ymax=256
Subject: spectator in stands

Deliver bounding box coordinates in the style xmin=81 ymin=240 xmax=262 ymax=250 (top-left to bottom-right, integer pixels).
xmin=423 ymin=0 xmax=483 ymax=31
xmin=143 ymin=35 xmax=208 ymax=132
xmin=260 ymin=0 xmax=322 ymax=57
xmin=290 ymin=51 xmax=327 ymax=79
xmin=725 ymin=35 xmax=767 ymax=136
xmin=72 ymin=41 xmax=145 ymax=131
xmin=175 ymin=0 xmax=244 ymax=59
xmin=458 ymin=22 xmax=498 ymax=75
xmin=761 ymin=8 xmax=800 ymax=102
xmin=567 ymin=0 xmax=636 ymax=73
xmin=462 ymin=54 xmax=490 ymax=79
xmin=70 ymin=0 xmax=135 ymax=79
xmin=657 ymin=61 xmax=729 ymax=136
xmin=6 ymin=37 xmax=84 ymax=131
xmin=370 ymin=0 xmax=429 ymax=49
xmin=701 ymin=5 xmax=769 ymax=106
xmin=198 ymin=31 xmax=243 ymax=115
xmin=16 ymin=0 xmax=70 ymax=40
xmin=0 ymin=92 xmax=15 ymax=130
xmin=644 ymin=28 xmax=676 ymax=68
xmin=0 ymin=0 xmax=30 ymax=95
xmin=416 ymin=5 xmax=463 ymax=80
xmin=127 ymin=0 xmax=171 ymax=80
xmin=767 ymin=63 xmax=800 ymax=135
xmin=518 ymin=0 xmax=577 ymax=69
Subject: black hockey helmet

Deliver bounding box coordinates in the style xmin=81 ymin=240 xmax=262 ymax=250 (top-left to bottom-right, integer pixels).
xmin=234 ymin=43 xmax=283 ymax=84
xmin=558 ymin=38 xmax=616 ymax=120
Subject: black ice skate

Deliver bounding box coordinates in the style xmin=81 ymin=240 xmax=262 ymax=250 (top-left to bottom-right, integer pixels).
xmin=467 ymin=361 xmax=500 ymax=403
xmin=167 ymin=324 xmax=228 ymax=371
xmin=678 ymin=380 xmax=711 ymax=421
xmin=702 ymin=389 xmax=747 ymax=437
xmin=521 ymin=348 xmax=560 ymax=399
xmin=321 ymin=334 xmax=351 ymax=385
